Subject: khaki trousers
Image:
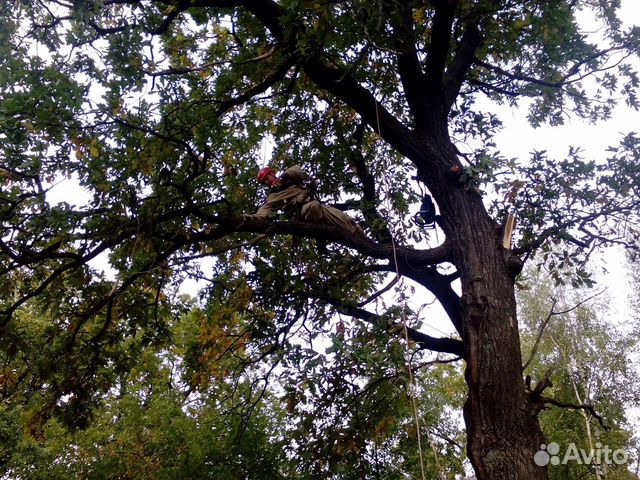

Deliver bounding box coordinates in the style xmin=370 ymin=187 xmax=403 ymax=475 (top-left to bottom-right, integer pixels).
xmin=253 ymin=189 xmax=364 ymax=237
xmin=301 ymin=200 xmax=364 ymax=237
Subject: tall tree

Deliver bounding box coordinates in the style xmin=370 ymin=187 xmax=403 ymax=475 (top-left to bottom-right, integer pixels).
xmin=518 ymin=271 xmax=639 ymax=479
xmin=1 ymin=0 xmax=639 ymax=477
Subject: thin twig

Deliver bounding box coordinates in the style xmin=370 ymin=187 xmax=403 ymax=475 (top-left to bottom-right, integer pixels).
xmin=523 ymin=289 xmax=606 ymax=371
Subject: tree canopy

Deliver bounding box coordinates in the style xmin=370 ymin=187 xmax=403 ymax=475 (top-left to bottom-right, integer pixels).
xmin=1 ymin=0 xmax=640 ymax=478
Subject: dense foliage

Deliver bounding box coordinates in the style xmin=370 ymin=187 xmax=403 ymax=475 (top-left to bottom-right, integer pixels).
xmin=1 ymin=0 xmax=639 ymax=477
xmin=3 ymin=270 xmax=638 ymax=479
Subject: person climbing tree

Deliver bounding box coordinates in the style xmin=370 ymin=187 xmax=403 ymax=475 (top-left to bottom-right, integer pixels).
xmin=251 ymin=165 xmax=365 ymax=237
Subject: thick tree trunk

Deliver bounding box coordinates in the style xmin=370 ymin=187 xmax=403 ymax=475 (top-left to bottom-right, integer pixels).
xmin=453 ymin=199 xmax=547 ymax=479
xmin=459 ymin=250 xmax=547 ymax=479
xmin=417 ymin=137 xmax=548 ymax=479
xmin=452 ymin=201 xmax=547 ymax=479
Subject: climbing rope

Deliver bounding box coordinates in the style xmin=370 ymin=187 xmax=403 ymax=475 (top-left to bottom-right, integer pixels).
xmin=373 ymin=101 xmax=426 ymax=480
xmin=375 ymin=97 xmax=444 ymax=480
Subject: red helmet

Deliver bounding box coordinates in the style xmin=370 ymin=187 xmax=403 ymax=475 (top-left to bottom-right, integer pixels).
xmin=257 ymin=166 xmax=276 ymax=184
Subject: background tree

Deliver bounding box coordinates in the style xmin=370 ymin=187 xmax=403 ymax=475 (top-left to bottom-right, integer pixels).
xmin=1 ymin=306 xmax=291 ymax=480
xmin=518 ymin=269 xmax=639 ymax=479
xmin=1 ymin=0 xmax=639 ymax=478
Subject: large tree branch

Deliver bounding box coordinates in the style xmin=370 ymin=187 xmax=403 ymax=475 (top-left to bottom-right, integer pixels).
xmin=0 ymin=202 xmax=198 ymax=325
xmin=513 ymin=200 xmax=640 ymax=256
xmin=423 ymin=0 xmax=457 ymax=98
xmin=303 ymin=58 xmax=424 ymax=161
xmin=344 ymin=304 xmax=463 ymax=356
xmin=177 ymin=213 xmax=463 ymax=331
xmin=187 ymin=0 xmax=427 ymax=162
xmin=389 ymin=0 xmax=429 ymax=129
xmin=179 ymin=214 xmax=453 ymax=268
xmin=474 ymin=58 xmax=571 ymax=90
xmin=313 ymin=292 xmax=464 ymax=357
xmin=111 ymin=0 xmax=437 ymax=167
xmin=0 ymin=239 xmax=82 ymax=272
xmin=442 ymin=17 xmax=481 ymax=111
xmin=541 ymin=397 xmax=607 ymax=430
xmin=474 ymin=41 xmax=638 ymax=91
xmin=396 ymin=264 xmax=463 ymax=335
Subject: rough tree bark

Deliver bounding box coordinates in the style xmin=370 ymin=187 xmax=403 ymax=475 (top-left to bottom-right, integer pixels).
xmin=447 ymin=182 xmax=546 ymax=479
